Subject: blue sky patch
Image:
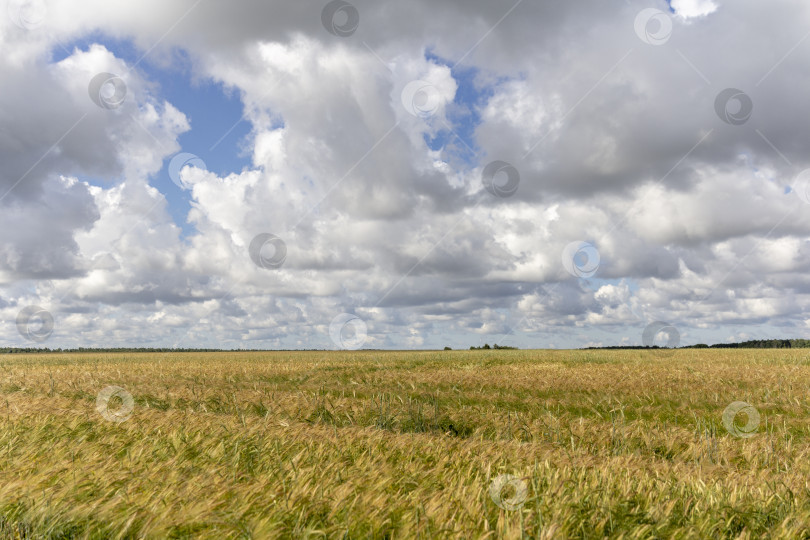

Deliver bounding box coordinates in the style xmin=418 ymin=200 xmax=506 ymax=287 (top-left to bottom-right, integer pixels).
xmin=52 ymin=35 xmax=253 ymax=237
xmin=422 ymin=50 xmax=497 ymax=167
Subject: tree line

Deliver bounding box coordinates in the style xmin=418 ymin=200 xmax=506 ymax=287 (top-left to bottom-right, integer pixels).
xmin=585 ymin=339 xmax=810 ymax=350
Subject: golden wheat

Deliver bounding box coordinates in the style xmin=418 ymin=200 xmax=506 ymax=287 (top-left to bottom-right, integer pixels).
xmin=0 ymin=349 xmax=808 ymax=538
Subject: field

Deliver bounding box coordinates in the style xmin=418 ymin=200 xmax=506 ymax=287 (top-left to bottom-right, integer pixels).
xmin=1 ymin=349 xmax=810 ymax=539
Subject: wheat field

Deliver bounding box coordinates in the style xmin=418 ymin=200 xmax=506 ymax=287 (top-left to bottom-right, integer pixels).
xmin=0 ymin=349 xmax=809 ymax=538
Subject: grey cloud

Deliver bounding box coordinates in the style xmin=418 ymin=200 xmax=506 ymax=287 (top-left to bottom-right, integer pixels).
xmin=5 ymin=0 xmax=810 ymax=348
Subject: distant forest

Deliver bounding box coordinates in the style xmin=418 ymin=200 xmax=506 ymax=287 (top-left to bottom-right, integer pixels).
xmin=2 ymin=339 xmax=810 ymax=354
xmin=586 ymin=339 xmax=810 ymax=350
xmin=0 ymin=347 xmax=284 ymax=354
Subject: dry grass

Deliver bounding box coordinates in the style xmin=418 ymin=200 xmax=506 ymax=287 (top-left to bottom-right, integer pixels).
xmin=0 ymin=349 xmax=809 ymax=538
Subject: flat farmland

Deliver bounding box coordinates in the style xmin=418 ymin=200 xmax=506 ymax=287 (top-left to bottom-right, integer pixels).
xmin=1 ymin=349 xmax=809 ymax=539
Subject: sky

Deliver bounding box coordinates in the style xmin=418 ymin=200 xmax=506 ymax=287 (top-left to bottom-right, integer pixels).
xmin=3 ymin=0 xmax=810 ymax=350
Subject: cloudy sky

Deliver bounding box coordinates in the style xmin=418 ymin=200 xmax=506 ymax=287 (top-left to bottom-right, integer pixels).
xmin=3 ymin=0 xmax=810 ymax=350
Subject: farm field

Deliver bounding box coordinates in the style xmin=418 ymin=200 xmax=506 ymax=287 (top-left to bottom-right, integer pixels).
xmin=1 ymin=349 xmax=810 ymax=538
